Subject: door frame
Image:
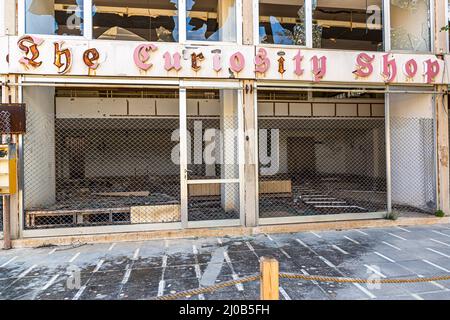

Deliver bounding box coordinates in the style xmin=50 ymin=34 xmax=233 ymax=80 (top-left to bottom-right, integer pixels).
xmin=179 ymin=80 xmax=245 ymax=228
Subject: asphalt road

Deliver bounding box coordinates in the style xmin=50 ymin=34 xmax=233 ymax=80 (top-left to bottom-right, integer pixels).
xmin=1 ymin=224 xmax=450 ymax=300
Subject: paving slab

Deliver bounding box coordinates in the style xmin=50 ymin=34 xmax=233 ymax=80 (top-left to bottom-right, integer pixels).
xmin=2 ymin=223 xmax=450 ymax=300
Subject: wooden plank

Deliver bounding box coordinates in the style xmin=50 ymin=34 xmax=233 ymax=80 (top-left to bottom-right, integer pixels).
xmin=188 ymin=183 xmax=221 ymax=197
xmin=259 ymin=180 xmax=292 ymax=195
xmin=260 ymin=257 xmax=279 ymax=300
xmin=130 ymin=205 xmax=181 ymax=224
xmin=92 ymin=191 xmax=150 ymax=197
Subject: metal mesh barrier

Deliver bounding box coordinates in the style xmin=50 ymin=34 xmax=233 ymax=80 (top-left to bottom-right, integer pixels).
xmin=390 ymin=117 xmax=436 ymax=214
xmin=1 ymin=110 xmax=10 ymax=234
xmin=186 ymin=89 xmax=241 ymax=222
xmin=0 ymin=201 xmax=3 ymax=234
xmin=258 ymin=118 xmax=387 ymax=219
xmin=24 ymin=114 xmax=181 ymax=229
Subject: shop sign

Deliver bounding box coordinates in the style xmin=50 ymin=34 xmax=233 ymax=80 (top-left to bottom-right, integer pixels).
xmin=1 ymin=36 xmax=449 ymax=85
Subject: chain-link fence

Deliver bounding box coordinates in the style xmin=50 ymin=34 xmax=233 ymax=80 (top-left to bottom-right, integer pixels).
xmin=24 ymin=87 xmax=183 ymax=229
xmin=23 ymin=87 xmax=242 ymax=229
xmin=0 ymin=201 xmax=3 ymax=235
xmin=258 ymin=117 xmax=387 ymax=219
xmin=186 ymin=89 xmax=241 ymax=222
xmin=1 ymin=110 xmax=11 ymax=235
xmin=389 ymin=92 xmax=436 ymax=215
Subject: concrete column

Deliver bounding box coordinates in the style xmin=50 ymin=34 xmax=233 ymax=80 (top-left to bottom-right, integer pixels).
xmin=220 ymin=90 xmax=239 ymax=213
xmin=0 ymin=0 xmax=17 ymax=36
xmin=2 ymin=76 xmax=21 ymax=239
xmin=218 ymin=0 xmax=236 ymax=42
xmin=242 ymin=0 xmax=254 ymax=45
xmin=433 ymin=0 xmax=448 ymax=54
xmin=23 ymin=86 xmax=56 ymax=210
xmin=243 ymin=80 xmax=258 ymax=227
xmin=435 ymin=85 xmax=450 ymax=214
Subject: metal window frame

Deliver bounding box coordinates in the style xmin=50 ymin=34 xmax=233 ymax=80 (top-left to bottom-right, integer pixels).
xmin=253 ymin=0 xmax=313 ymax=48
xmin=18 ymin=76 xmax=186 ymax=236
xmin=386 ymin=0 xmax=435 ymax=53
xmin=19 ymin=0 xmax=243 ymax=45
xmin=19 ymin=0 xmax=92 ymax=40
xmin=446 ymin=0 xmax=450 ymax=53
xmin=180 ymin=79 xmax=245 ymax=228
xmin=255 ymin=84 xmax=390 ymax=225
xmin=180 ymin=0 xmax=243 ymax=45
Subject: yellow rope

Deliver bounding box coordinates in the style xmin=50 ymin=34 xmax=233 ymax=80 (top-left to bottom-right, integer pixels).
xmin=154 ymin=274 xmax=260 ymax=301
xmin=154 ymin=272 xmax=450 ymax=300
xmin=279 ymin=273 xmax=450 ymax=284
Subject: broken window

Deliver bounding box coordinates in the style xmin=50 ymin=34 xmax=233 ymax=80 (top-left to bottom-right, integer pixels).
xmin=186 ymin=0 xmax=237 ymax=42
xmin=312 ymin=0 xmax=383 ymax=50
xmin=390 ymin=0 xmax=431 ymax=52
xmin=92 ymin=0 xmax=179 ymax=42
xmin=25 ymin=0 xmax=84 ymax=36
xmin=259 ymin=0 xmax=306 ymax=45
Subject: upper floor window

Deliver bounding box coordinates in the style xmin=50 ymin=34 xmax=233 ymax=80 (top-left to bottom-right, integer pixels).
xmin=312 ymin=0 xmax=383 ymax=50
xmin=390 ymin=0 xmax=431 ymax=52
xmin=23 ymin=0 xmax=239 ymax=43
xmin=259 ymin=0 xmax=306 ymax=45
xmin=92 ymin=0 xmax=179 ymax=42
xmin=186 ymin=0 xmax=237 ymax=42
xmin=25 ymin=0 xmax=84 ymax=36
xmin=258 ymin=0 xmax=383 ymax=51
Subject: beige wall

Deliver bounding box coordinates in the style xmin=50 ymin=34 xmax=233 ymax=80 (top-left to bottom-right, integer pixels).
xmin=23 ymin=86 xmax=56 ymax=209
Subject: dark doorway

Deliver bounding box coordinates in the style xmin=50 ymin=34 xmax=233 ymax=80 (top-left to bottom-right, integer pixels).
xmin=66 ymin=137 xmax=86 ymax=180
xmin=287 ymin=137 xmax=316 ymax=180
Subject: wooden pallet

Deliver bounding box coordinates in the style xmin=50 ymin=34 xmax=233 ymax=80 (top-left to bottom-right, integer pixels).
xmin=188 ymin=180 xmax=293 ymax=198
xmin=26 ymin=207 xmax=130 ymax=228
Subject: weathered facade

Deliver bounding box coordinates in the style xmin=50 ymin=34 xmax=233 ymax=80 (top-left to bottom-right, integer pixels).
xmin=1 ymin=0 xmax=450 ymax=241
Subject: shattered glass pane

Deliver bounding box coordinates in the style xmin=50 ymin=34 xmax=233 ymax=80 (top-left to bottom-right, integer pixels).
xmin=25 ymin=0 xmax=84 ymax=36
xmin=313 ymin=0 xmax=383 ymax=50
xmin=390 ymin=0 xmax=431 ymax=51
xmin=186 ymin=0 xmax=237 ymax=42
xmin=259 ymin=0 xmax=306 ymax=45
xmin=93 ymin=0 xmax=179 ymax=42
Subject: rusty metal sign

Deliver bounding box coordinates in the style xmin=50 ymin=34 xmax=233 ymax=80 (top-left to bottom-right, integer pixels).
xmin=0 ymin=104 xmax=26 ymax=134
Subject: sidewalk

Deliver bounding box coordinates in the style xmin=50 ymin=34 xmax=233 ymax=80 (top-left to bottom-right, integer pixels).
xmin=1 ymin=224 xmax=450 ymax=300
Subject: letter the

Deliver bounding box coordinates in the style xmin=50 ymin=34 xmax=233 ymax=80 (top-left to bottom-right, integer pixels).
xmin=311 ymin=55 xmax=327 ymax=82
xmin=381 ymin=54 xmax=397 ymax=83
xmin=17 ymin=35 xmax=44 ymax=68
xmin=133 ymin=44 xmax=157 ymax=71
xmin=255 ymin=48 xmax=270 ymax=74
xmin=83 ymin=48 xmax=100 ymax=70
xmin=424 ymin=59 xmax=440 ymax=84
xmin=354 ymin=53 xmax=375 ymax=78
xmin=293 ymin=50 xmax=304 ymax=76
xmin=53 ymin=41 xmax=72 ymax=74
xmin=229 ymin=52 xmax=245 ymax=73
xmin=163 ymin=52 xmax=182 ymax=72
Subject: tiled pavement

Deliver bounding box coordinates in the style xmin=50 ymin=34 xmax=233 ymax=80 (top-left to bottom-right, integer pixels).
xmin=1 ymin=224 xmax=450 ymax=300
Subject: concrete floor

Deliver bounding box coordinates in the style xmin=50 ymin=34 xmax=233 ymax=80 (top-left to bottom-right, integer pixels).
xmin=1 ymin=224 xmax=450 ymax=300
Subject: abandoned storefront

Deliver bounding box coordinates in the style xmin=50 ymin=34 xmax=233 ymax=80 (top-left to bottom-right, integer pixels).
xmin=19 ymin=83 xmax=438 ymax=232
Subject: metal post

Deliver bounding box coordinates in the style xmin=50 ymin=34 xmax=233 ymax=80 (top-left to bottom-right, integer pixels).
xmin=2 ymin=195 xmax=11 ymax=249
xmin=385 ymin=91 xmax=392 ymax=213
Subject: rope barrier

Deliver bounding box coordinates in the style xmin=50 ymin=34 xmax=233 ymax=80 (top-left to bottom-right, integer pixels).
xmin=154 ymin=272 xmax=450 ymax=300
xmin=279 ymin=273 xmax=450 ymax=284
xmin=154 ymin=274 xmax=260 ymax=301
